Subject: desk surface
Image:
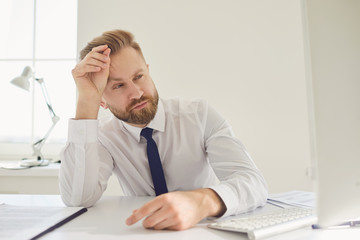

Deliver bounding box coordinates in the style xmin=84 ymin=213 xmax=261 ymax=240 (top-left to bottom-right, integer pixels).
xmin=1 ymin=194 xmax=359 ymax=240
xmin=0 ymin=161 xmax=60 ymax=177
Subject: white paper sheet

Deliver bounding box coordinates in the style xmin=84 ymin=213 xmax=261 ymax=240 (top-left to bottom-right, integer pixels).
xmin=0 ymin=204 xmax=86 ymax=239
xmin=268 ymin=191 xmax=316 ymax=208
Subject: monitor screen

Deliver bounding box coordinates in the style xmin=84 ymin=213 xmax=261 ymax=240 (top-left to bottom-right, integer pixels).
xmin=304 ymin=0 xmax=360 ymax=227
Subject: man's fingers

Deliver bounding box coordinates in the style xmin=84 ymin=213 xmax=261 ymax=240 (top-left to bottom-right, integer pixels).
xmin=126 ymin=197 xmax=165 ymax=226
xmin=85 ymin=57 xmax=109 ymax=69
xmin=73 ymin=54 xmax=109 ymax=76
xmin=142 ymin=204 xmax=173 ymax=229
xmin=152 ymin=219 xmax=172 ymax=230
xmin=72 ymin=62 xmax=102 ymax=77
xmin=81 ymin=65 xmax=102 ymax=73
xmin=149 ymin=211 xmax=190 ymax=230
xmin=151 ymin=208 xmax=190 ymax=231
xmin=85 ymin=51 xmax=110 ymax=65
xmin=150 ymin=209 xmax=180 ymax=230
xmin=91 ymin=44 xmax=108 ymax=52
xmin=103 ymin=47 xmax=111 ymax=56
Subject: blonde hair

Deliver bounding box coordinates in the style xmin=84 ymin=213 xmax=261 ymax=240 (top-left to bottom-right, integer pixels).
xmin=79 ymin=29 xmax=145 ymax=61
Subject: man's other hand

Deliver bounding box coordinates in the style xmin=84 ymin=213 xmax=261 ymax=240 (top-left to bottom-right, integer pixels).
xmin=125 ymin=188 xmax=226 ymax=231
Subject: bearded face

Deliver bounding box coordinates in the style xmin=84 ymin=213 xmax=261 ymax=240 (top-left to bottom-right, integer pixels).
xmin=102 ymin=47 xmax=160 ymax=127
xmin=107 ymin=89 xmax=159 ymax=125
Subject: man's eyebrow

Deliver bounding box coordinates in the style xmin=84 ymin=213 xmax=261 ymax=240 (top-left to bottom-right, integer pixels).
xmin=108 ymin=77 xmax=124 ymax=82
xmin=108 ymin=69 xmax=145 ymax=82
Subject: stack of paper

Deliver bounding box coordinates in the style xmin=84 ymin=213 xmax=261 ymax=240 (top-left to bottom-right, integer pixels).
xmin=268 ymin=191 xmax=316 ymax=208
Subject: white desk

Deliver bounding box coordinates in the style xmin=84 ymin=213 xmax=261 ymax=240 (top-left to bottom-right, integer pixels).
xmin=1 ymin=194 xmax=359 ymax=240
xmin=0 ymin=162 xmax=122 ymax=195
xmin=0 ymin=163 xmax=61 ymax=194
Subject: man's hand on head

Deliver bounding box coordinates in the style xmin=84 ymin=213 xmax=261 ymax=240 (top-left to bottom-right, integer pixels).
xmin=72 ymin=45 xmax=111 ymax=96
xmin=72 ymin=45 xmax=111 ymax=119
xmin=125 ymin=188 xmax=226 ymax=231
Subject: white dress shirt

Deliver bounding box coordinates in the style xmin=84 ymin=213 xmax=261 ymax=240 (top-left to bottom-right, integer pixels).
xmin=60 ymin=98 xmax=268 ymax=217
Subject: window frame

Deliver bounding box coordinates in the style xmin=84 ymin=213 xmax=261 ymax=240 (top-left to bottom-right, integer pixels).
xmin=0 ymin=0 xmax=77 ymax=159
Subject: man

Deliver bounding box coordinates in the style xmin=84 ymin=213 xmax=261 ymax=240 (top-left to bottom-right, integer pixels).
xmin=60 ymin=29 xmax=268 ymax=231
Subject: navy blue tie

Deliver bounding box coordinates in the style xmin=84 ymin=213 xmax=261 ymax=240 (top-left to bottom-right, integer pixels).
xmin=141 ymin=127 xmax=168 ymax=196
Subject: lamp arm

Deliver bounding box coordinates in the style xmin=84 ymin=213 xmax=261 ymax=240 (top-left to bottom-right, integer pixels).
xmin=32 ymin=77 xmax=60 ymax=160
xmin=32 ymin=116 xmax=60 ymax=159
xmin=35 ymin=78 xmax=57 ymax=118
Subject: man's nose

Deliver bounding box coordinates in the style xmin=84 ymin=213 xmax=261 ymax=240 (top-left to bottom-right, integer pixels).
xmin=128 ymin=82 xmax=143 ymax=100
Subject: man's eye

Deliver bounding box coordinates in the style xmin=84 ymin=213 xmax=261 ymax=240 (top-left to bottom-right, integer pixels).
xmin=134 ymin=74 xmax=143 ymax=80
xmin=114 ymin=84 xmax=123 ymax=89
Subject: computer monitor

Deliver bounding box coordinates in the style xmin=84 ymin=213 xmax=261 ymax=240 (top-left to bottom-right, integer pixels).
xmin=303 ymin=0 xmax=360 ymax=227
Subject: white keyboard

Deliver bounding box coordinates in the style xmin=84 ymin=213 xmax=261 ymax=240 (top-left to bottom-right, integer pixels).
xmin=208 ymin=207 xmax=316 ymax=240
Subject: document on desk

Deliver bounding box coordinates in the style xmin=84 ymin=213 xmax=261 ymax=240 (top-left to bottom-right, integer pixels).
xmin=268 ymin=191 xmax=315 ymax=208
xmin=0 ymin=204 xmax=87 ymax=240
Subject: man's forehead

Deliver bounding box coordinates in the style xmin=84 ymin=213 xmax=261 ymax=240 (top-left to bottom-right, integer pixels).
xmin=108 ymin=67 xmax=146 ymax=82
xmin=107 ymin=48 xmax=147 ymax=82
xmin=109 ymin=47 xmax=145 ymax=64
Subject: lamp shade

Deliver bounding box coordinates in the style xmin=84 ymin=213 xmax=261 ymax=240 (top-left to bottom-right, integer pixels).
xmin=11 ymin=66 xmax=32 ymax=91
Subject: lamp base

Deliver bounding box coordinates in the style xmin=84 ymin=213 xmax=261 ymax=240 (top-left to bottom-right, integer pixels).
xmin=20 ymin=159 xmax=49 ymax=167
xmin=0 ymin=159 xmax=50 ymax=170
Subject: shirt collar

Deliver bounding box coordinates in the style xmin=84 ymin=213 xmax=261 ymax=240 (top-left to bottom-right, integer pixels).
xmin=121 ymin=99 xmax=165 ymax=142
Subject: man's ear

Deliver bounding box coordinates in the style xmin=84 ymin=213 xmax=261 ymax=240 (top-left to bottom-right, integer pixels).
xmin=100 ymin=97 xmax=108 ymax=109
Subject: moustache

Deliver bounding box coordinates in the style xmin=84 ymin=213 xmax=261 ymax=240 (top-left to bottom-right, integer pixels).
xmin=126 ymin=96 xmax=152 ymax=112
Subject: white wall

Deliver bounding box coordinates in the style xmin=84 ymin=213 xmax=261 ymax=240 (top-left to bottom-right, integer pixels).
xmin=77 ymin=0 xmax=313 ymax=193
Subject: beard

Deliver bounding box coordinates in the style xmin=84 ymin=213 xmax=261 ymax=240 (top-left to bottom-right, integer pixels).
xmin=108 ymin=90 xmax=159 ymax=125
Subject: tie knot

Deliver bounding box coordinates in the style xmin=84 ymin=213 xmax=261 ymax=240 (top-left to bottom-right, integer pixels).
xmin=141 ymin=127 xmax=154 ymax=141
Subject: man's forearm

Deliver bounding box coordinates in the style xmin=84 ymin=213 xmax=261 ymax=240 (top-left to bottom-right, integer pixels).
xmin=75 ymin=95 xmax=101 ymax=119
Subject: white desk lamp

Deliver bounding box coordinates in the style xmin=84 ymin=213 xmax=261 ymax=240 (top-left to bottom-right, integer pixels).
xmin=11 ymin=66 xmax=60 ymax=167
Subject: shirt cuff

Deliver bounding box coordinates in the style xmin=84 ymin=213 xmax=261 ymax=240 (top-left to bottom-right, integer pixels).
xmin=209 ymin=184 xmax=238 ymax=218
xmin=68 ymin=119 xmax=98 ymax=144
